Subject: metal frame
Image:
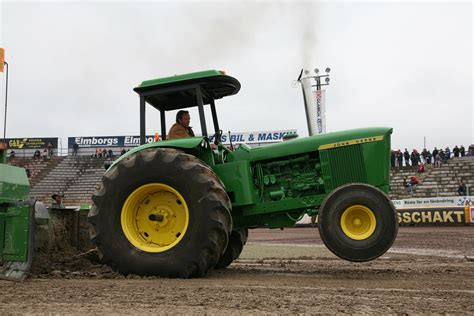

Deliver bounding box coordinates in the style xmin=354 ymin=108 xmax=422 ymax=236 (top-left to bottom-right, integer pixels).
xmin=137 ymin=84 xmax=220 ymax=145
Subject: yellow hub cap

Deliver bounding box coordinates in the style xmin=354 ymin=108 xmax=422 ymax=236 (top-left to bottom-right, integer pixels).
xmin=121 ymin=183 xmax=189 ymax=252
xmin=340 ymin=205 xmax=376 ymax=240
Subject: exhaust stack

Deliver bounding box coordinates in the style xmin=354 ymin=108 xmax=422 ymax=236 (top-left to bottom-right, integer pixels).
xmin=301 ymin=75 xmax=318 ymax=136
xmin=297 ymin=68 xmax=330 ymax=136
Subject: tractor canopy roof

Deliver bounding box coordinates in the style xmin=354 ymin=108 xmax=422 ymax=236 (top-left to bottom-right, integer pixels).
xmin=134 ymin=70 xmax=241 ymax=112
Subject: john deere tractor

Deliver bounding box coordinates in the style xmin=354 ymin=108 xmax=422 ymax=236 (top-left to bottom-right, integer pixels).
xmin=89 ymin=70 xmax=398 ymax=278
xmin=0 ymin=142 xmax=34 ymax=280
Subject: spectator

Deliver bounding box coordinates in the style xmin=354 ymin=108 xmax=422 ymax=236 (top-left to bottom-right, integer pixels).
xmin=410 ymin=150 xmax=418 ymax=166
xmin=397 ymin=150 xmax=403 ymax=168
xmin=460 ymin=145 xmax=465 ymax=157
xmin=406 ymin=180 xmax=413 ymax=193
xmin=432 ymin=147 xmax=439 ymax=162
xmin=102 ymin=148 xmax=107 ymax=158
xmin=417 ymin=163 xmax=425 ymax=173
xmin=405 ymin=176 xmax=418 ymax=193
xmin=47 ymin=142 xmax=54 ymax=157
xmin=390 ymin=150 xmax=395 ymax=168
xmin=108 ymin=149 xmax=113 ymax=158
xmin=121 ymin=148 xmax=127 ymax=156
xmin=51 ymin=193 xmax=64 ymax=209
xmin=457 ymin=180 xmax=467 ymax=196
xmin=95 ymin=148 xmax=101 ymax=158
xmin=440 ymin=149 xmax=447 ymax=164
xmin=445 ymin=147 xmax=451 ymax=161
xmin=453 ymin=145 xmax=460 ymax=158
xmin=426 ymin=150 xmax=432 ymax=165
xmin=72 ymin=142 xmax=79 ymax=156
xmin=25 ymin=168 xmax=31 ymax=178
xmin=438 ymin=148 xmax=443 ymax=160
xmin=404 ymin=149 xmax=410 ymax=167
xmin=421 ymin=149 xmax=428 ymax=164
xmin=407 ymin=175 xmax=419 ymax=193
xmin=33 ymin=150 xmax=41 ymax=160
xmin=9 ymin=150 xmax=15 ymax=159
xmin=434 ymin=152 xmax=442 ymax=167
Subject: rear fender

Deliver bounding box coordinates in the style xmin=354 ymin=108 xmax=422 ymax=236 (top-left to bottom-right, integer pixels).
xmin=108 ymin=137 xmax=214 ymax=169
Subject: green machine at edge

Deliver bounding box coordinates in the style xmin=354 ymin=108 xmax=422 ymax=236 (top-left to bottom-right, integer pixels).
xmin=0 ymin=143 xmax=34 ymax=280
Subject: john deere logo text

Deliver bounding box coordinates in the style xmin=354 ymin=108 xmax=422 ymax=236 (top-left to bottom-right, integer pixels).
xmin=319 ymin=136 xmax=384 ymax=150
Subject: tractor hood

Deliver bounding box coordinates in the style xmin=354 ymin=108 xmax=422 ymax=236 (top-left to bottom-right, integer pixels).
xmin=227 ymin=127 xmax=393 ymax=162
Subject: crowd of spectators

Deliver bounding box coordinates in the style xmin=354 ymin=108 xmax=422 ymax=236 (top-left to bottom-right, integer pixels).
xmin=391 ymin=145 xmax=468 ymax=169
xmin=393 ymin=145 xmax=471 ymax=195
xmin=92 ymin=148 xmax=114 ymax=158
xmin=90 ymin=148 xmax=129 ymax=158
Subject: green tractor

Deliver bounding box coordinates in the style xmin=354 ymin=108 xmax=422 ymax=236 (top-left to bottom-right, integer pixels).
xmin=89 ymin=70 xmax=398 ymax=278
xmin=0 ymin=142 xmax=35 ymax=280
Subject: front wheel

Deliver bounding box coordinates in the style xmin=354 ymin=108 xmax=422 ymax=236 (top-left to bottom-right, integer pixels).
xmin=318 ymin=183 xmax=398 ymax=262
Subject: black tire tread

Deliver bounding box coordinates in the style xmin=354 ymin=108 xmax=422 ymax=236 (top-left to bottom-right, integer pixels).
xmin=215 ymin=228 xmax=249 ymax=269
xmin=88 ymin=148 xmax=231 ymax=278
xmin=318 ymin=183 xmax=398 ymax=262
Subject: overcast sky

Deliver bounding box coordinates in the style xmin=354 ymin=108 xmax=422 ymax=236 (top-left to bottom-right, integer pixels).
xmin=0 ymin=0 xmax=472 ymax=151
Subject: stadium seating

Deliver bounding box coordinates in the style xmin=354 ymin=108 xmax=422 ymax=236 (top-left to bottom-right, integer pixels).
xmin=390 ymin=157 xmax=474 ymax=199
xmin=8 ymin=156 xmax=63 ymax=187
xmin=28 ymin=156 xmax=113 ymax=205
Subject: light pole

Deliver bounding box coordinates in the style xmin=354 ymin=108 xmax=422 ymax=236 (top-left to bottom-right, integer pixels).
xmin=3 ymin=61 xmax=8 ymax=139
xmin=312 ymin=67 xmax=331 ymax=91
xmin=1 ymin=48 xmax=8 ymax=140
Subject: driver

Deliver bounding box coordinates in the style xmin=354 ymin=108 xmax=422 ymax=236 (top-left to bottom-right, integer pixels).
xmin=168 ymin=110 xmax=195 ymax=139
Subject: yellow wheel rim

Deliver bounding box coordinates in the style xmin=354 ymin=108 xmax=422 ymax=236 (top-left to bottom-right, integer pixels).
xmin=121 ymin=183 xmax=189 ymax=252
xmin=340 ymin=205 xmax=376 ymax=240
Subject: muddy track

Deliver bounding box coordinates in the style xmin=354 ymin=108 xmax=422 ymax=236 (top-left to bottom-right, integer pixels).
xmin=1 ymin=227 xmax=473 ymax=314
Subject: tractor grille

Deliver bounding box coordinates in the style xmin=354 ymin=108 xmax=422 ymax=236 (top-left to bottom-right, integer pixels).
xmin=320 ymin=144 xmax=367 ymax=192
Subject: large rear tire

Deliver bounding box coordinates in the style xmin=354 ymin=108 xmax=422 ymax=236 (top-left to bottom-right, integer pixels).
xmin=88 ymin=148 xmax=232 ymax=278
xmin=215 ymin=228 xmax=248 ymax=269
xmin=318 ymin=183 xmax=398 ymax=262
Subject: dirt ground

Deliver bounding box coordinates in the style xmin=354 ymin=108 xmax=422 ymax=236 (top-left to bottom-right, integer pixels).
xmin=1 ymin=226 xmax=473 ymax=314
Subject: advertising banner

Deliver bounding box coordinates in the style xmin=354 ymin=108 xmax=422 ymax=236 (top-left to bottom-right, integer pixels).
xmin=392 ymin=196 xmax=474 ymax=208
xmin=69 ymin=130 xmax=297 ymax=148
xmin=4 ymin=138 xmax=58 ymax=149
xmin=208 ymin=130 xmax=297 ymax=145
xmin=68 ymin=136 xmax=158 ymax=148
xmin=397 ymin=206 xmax=468 ymax=225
